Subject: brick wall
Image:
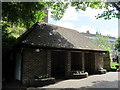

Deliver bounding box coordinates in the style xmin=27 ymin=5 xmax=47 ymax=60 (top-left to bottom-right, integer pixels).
xmin=22 ymin=48 xmax=47 ymax=85
xmin=103 ymin=52 xmax=111 ymax=71
xmin=94 ymin=52 xmax=111 ymax=71
xmin=47 ymin=50 xmax=51 ymax=76
xmin=94 ymin=52 xmax=104 ymax=72
xmin=65 ymin=51 xmax=71 ymax=78
xmin=84 ymin=52 xmax=95 ymax=74
xmin=21 ymin=48 xmax=108 ymax=85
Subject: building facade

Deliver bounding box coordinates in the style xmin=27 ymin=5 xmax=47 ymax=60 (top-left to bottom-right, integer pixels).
xmin=14 ymin=22 xmax=110 ymax=86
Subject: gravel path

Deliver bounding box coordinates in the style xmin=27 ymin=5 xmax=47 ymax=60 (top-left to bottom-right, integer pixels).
xmin=27 ymin=72 xmax=119 ymax=89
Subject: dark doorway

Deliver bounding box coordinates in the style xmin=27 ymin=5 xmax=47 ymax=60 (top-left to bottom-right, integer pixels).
xmin=2 ymin=51 xmax=16 ymax=82
xmin=71 ymin=52 xmax=82 ymax=71
xmin=84 ymin=53 xmax=95 ymax=74
xmin=51 ymin=51 xmax=66 ymax=79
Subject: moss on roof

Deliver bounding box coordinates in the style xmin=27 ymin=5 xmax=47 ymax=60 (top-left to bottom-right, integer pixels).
xmin=17 ymin=22 xmax=107 ymax=51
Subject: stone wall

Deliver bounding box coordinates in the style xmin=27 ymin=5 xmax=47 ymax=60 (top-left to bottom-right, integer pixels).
xmin=22 ymin=48 xmax=47 ymax=85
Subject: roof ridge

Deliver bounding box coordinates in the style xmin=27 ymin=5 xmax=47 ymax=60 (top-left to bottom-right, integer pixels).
xmin=36 ymin=22 xmax=83 ymax=35
xmin=16 ymin=22 xmax=107 ymax=52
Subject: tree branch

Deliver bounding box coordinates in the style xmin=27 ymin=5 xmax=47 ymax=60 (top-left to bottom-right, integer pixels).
xmin=110 ymin=2 xmax=120 ymax=12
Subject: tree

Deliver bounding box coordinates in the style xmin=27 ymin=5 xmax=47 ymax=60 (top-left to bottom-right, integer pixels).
xmin=115 ymin=37 xmax=120 ymax=52
xmin=2 ymin=2 xmax=47 ymax=29
xmin=2 ymin=1 xmax=120 ymax=54
xmin=50 ymin=1 xmax=120 ymax=20
xmin=2 ymin=23 xmax=17 ymax=81
xmin=92 ymin=35 xmax=113 ymax=53
xmin=2 ymin=1 xmax=120 ymax=28
xmin=2 ymin=1 xmax=119 ymax=57
xmin=115 ymin=37 xmax=120 ymax=64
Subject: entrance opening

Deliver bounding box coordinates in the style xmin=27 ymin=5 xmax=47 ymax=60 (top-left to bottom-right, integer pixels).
xmin=71 ymin=52 xmax=82 ymax=71
xmin=51 ymin=51 xmax=66 ymax=79
xmin=84 ymin=53 xmax=95 ymax=74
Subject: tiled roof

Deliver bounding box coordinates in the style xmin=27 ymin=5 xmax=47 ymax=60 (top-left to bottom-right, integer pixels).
xmin=17 ymin=22 xmax=107 ymax=51
xmin=80 ymin=32 xmax=116 ymax=39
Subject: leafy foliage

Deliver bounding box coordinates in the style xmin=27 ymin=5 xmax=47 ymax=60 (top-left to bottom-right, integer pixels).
xmin=92 ymin=35 xmax=113 ymax=52
xmin=48 ymin=1 xmax=120 ymax=20
xmin=2 ymin=2 xmax=120 ymax=27
xmin=2 ymin=2 xmax=47 ymax=56
xmin=49 ymin=2 xmax=69 ymax=20
xmin=111 ymin=62 xmax=119 ymax=70
xmin=115 ymin=37 xmax=120 ymax=52
xmin=2 ymin=23 xmax=17 ymax=54
xmin=2 ymin=2 xmax=119 ymax=53
xmin=2 ymin=2 xmax=47 ymax=29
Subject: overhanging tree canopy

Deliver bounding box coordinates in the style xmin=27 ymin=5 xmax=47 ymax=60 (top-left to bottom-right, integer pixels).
xmin=2 ymin=1 xmax=119 ymax=52
xmin=2 ymin=1 xmax=120 ymax=29
xmin=2 ymin=2 xmax=47 ymax=28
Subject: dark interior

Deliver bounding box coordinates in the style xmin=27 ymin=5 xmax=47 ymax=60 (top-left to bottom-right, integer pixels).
xmin=84 ymin=53 xmax=95 ymax=74
xmin=71 ymin=52 xmax=82 ymax=71
xmin=51 ymin=51 xmax=66 ymax=79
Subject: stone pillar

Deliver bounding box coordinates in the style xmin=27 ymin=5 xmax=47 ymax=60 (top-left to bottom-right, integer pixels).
xmin=47 ymin=50 xmax=51 ymax=76
xmin=81 ymin=52 xmax=85 ymax=71
xmin=65 ymin=51 xmax=71 ymax=78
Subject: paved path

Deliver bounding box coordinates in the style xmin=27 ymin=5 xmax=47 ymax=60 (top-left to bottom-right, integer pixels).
xmin=28 ymin=72 xmax=119 ymax=89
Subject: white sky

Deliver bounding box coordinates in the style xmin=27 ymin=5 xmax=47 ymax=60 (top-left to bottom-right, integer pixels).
xmin=48 ymin=6 xmax=118 ymax=38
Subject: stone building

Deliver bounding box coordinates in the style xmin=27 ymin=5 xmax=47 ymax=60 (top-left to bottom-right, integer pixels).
xmin=14 ymin=22 xmax=110 ymax=85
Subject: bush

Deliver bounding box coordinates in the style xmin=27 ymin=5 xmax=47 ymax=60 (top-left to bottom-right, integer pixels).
xmin=34 ymin=74 xmax=50 ymax=79
xmin=111 ymin=63 xmax=119 ymax=70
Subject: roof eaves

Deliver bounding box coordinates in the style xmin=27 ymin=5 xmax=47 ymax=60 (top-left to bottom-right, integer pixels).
xmin=18 ymin=43 xmax=108 ymax=52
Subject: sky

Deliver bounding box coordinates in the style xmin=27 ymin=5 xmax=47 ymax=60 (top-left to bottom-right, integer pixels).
xmin=48 ymin=6 xmax=118 ymax=38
